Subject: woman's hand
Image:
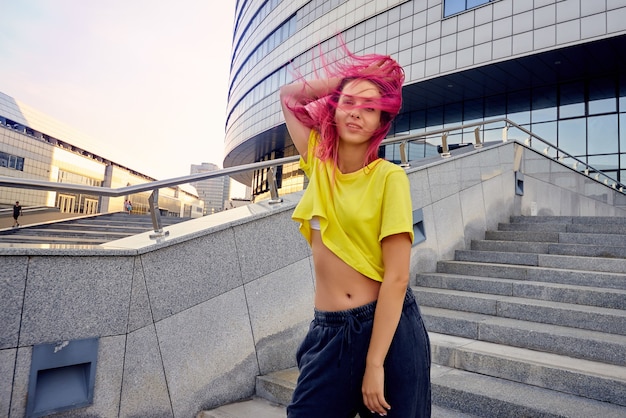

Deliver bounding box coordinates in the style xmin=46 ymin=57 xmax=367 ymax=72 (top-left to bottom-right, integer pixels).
xmin=362 ymin=363 xmax=391 ymax=416
xmin=361 ymin=57 xmax=397 ymax=77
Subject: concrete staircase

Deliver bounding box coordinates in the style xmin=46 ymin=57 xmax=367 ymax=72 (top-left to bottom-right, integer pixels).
xmin=201 ymin=216 xmax=626 ymax=417
xmin=0 ymin=212 xmax=189 ymax=245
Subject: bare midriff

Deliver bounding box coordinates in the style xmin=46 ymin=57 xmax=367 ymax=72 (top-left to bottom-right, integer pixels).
xmin=311 ymin=230 xmax=381 ymax=311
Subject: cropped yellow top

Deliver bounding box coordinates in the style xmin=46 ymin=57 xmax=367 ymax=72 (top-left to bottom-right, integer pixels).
xmin=292 ymin=131 xmax=414 ymax=282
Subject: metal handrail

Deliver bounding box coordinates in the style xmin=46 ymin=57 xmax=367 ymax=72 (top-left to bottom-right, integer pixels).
xmin=385 ymin=117 xmax=626 ymax=193
xmin=1 ymin=118 xmax=624 ymax=238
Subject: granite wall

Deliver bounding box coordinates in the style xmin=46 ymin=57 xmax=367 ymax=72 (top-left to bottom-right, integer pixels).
xmin=1 ymin=141 xmax=624 ymax=418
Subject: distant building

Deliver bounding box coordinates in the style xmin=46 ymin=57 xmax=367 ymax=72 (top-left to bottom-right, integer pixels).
xmin=190 ymin=162 xmax=231 ymax=215
xmin=0 ymin=92 xmax=203 ymax=217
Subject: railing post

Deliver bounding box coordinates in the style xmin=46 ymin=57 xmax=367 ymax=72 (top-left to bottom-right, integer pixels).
xmin=474 ymin=127 xmax=483 ymax=148
xmin=502 ymin=124 xmax=509 ymax=142
xmin=399 ymin=141 xmax=410 ymax=167
xmin=148 ymin=189 xmax=169 ymax=239
xmin=268 ymin=166 xmax=283 ymax=204
xmin=440 ymin=132 xmax=450 ymax=158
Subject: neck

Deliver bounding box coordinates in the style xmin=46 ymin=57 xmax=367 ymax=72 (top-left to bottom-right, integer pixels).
xmin=337 ymin=143 xmax=369 ymax=174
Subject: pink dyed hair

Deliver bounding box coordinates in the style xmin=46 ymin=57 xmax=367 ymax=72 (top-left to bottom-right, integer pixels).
xmin=287 ymin=46 xmax=405 ymax=166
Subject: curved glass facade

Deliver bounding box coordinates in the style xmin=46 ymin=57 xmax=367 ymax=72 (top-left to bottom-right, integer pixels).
xmin=225 ymin=0 xmax=626 ymax=198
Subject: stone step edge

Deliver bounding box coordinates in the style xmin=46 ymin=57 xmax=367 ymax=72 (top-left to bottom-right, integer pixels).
xmin=473 ymin=239 xmax=626 ymax=257
xmin=415 ymin=272 xmax=626 ymax=309
xmin=414 ymin=285 xmax=626 ymax=318
xmin=197 ymin=397 xmax=480 ymax=418
xmin=432 ymin=365 xmax=626 ymax=417
xmin=435 ymin=260 xmax=626 ymax=282
xmin=429 ymin=332 xmax=626 ymax=405
xmin=509 ymin=215 xmax=626 ymax=224
xmin=454 ymin=250 xmax=626 ymax=274
xmin=421 ymin=306 xmax=626 ymax=366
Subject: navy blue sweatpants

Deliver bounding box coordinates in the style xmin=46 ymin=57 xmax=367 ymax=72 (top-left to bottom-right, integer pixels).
xmin=287 ymin=289 xmax=431 ymax=418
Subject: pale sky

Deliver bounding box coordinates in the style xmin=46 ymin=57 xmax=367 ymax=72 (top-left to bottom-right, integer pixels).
xmin=0 ymin=1 xmax=237 ymax=185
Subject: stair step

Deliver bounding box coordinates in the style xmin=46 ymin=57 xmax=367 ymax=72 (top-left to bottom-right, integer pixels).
xmin=429 ymin=332 xmax=626 ymax=406
xmin=197 ymin=397 xmax=285 ymax=418
xmin=454 ymin=250 xmax=626 ymax=274
xmin=499 ymin=223 xmax=568 ymax=232
xmin=436 ymin=260 xmax=626 ymax=290
xmin=415 ymin=287 xmax=626 ymax=335
xmin=415 ymin=273 xmax=626 ymax=309
xmin=0 ymin=212 xmax=189 ymax=245
xmin=510 ymin=215 xmax=626 ymax=224
xmin=500 ymin=221 xmax=626 ymax=235
xmin=197 ymin=397 xmax=479 ymax=418
xmin=421 ymin=306 xmax=626 ymax=366
xmin=432 ymin=365 xmax=626 ymax=417
xmin=1 ymin=228 xmax=133 ymax=238
xmin=473 ymin=239 xmax=626 ymax=259
xmin=485 ymin=230 xmax=560 ymax=242
xmin=0 ymin=234 xmax=108 ymax=245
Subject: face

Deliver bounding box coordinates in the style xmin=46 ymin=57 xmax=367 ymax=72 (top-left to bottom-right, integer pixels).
xmin=334 ymin=79 xmax=382 ymax=147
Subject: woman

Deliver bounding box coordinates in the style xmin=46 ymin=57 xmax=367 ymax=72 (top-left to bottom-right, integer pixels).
xmin=280 ymin=49 xmax=431 ymax=417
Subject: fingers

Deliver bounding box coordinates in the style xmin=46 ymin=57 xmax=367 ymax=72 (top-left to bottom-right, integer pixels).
xmin=362 ymin=384 xmax=391 ymax=416
xmin=364 ymin=393 xmax=391 ymax=416
xmin=362 ymin=364 xmax=391 ymax=415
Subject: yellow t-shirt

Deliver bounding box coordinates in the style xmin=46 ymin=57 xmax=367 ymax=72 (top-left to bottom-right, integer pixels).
xmin=292 ymin=131 xmax=414 ymax=282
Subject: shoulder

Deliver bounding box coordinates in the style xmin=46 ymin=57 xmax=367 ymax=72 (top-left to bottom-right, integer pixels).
xmin=372 ymin=159 xmax=408 ymax=179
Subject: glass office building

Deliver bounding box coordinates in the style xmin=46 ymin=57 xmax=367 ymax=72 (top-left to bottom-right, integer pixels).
xmin=0 ymin=92 xmax=203 ymax=217
xmin=190 ymin=162 xmax=232 ymax=215
xmin=224 ymin=0 xmax=626 ymax=199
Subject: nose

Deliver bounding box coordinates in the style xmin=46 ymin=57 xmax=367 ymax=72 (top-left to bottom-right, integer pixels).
xmin=349 ymin=109 xmax=360 ymax=119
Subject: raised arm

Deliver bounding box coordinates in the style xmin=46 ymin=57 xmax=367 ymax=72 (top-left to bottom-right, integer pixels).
xmin=279 ymin=78 xmax=341 ymax=158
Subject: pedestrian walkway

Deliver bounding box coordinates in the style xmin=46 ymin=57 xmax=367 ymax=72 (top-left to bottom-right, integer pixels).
xmin=0 ymin=210 xmax=190 ymax=245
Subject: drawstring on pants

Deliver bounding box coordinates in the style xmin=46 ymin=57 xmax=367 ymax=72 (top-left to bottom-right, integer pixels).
xmin=338 ymin=314 xmax=363 ymax=367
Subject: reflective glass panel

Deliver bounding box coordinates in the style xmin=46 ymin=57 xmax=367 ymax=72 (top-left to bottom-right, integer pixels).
xmin=532 ymin=86 xmax=557 ymax=123
xmin=485 ymin=94 xmax=506 ymax=118
xmin=530 ymin=121 xmax=557 ymax=143
xmin=426 ymin=106 xmax=444 ymax=130
xmin=559 ymin=81 xmax=584 ymax=119
xmin=558 ymin=118 xmax=586 ymax=157
xmin=620 ymin=73 xmax=626 ymax=112
xmin=531 ymin=107 xmax=557 ymax=123
xmin=621 ymin=113 xmax=626 ymax=151
xmin=507 ymin=111 xmax=530 ymax=125
xmin=464 ymin=98 xmax=484 ymax=121
xmin=444 ymin=102 xmax=463 ymax=126
xmin=467 ymin=0 xmax=489 ymax=7
xmin=588 ymin=154 xmax=618 ymax=172
xmin=507 ymin=90 xmax=531 ymax=124
xmin=589 ymin=77 xmax=616 ymax=115
xmin=589 ymin=98 xmax=617 ymax=115
xmin=410 ymin=110 xmax=426 ymax=131
xmin=588 ymin=114 xmax=618 ymax=154
xmin=444 ymin=0 xmax=465 ymax=17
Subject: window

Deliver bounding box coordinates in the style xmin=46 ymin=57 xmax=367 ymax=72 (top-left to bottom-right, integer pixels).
xmin=444 ymin=0 xmax=496 ymax=18
xmin=0 ymin=151 xmax=25 ymax=171
xmin=588 ymin=114 xmax=618 ymax=154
